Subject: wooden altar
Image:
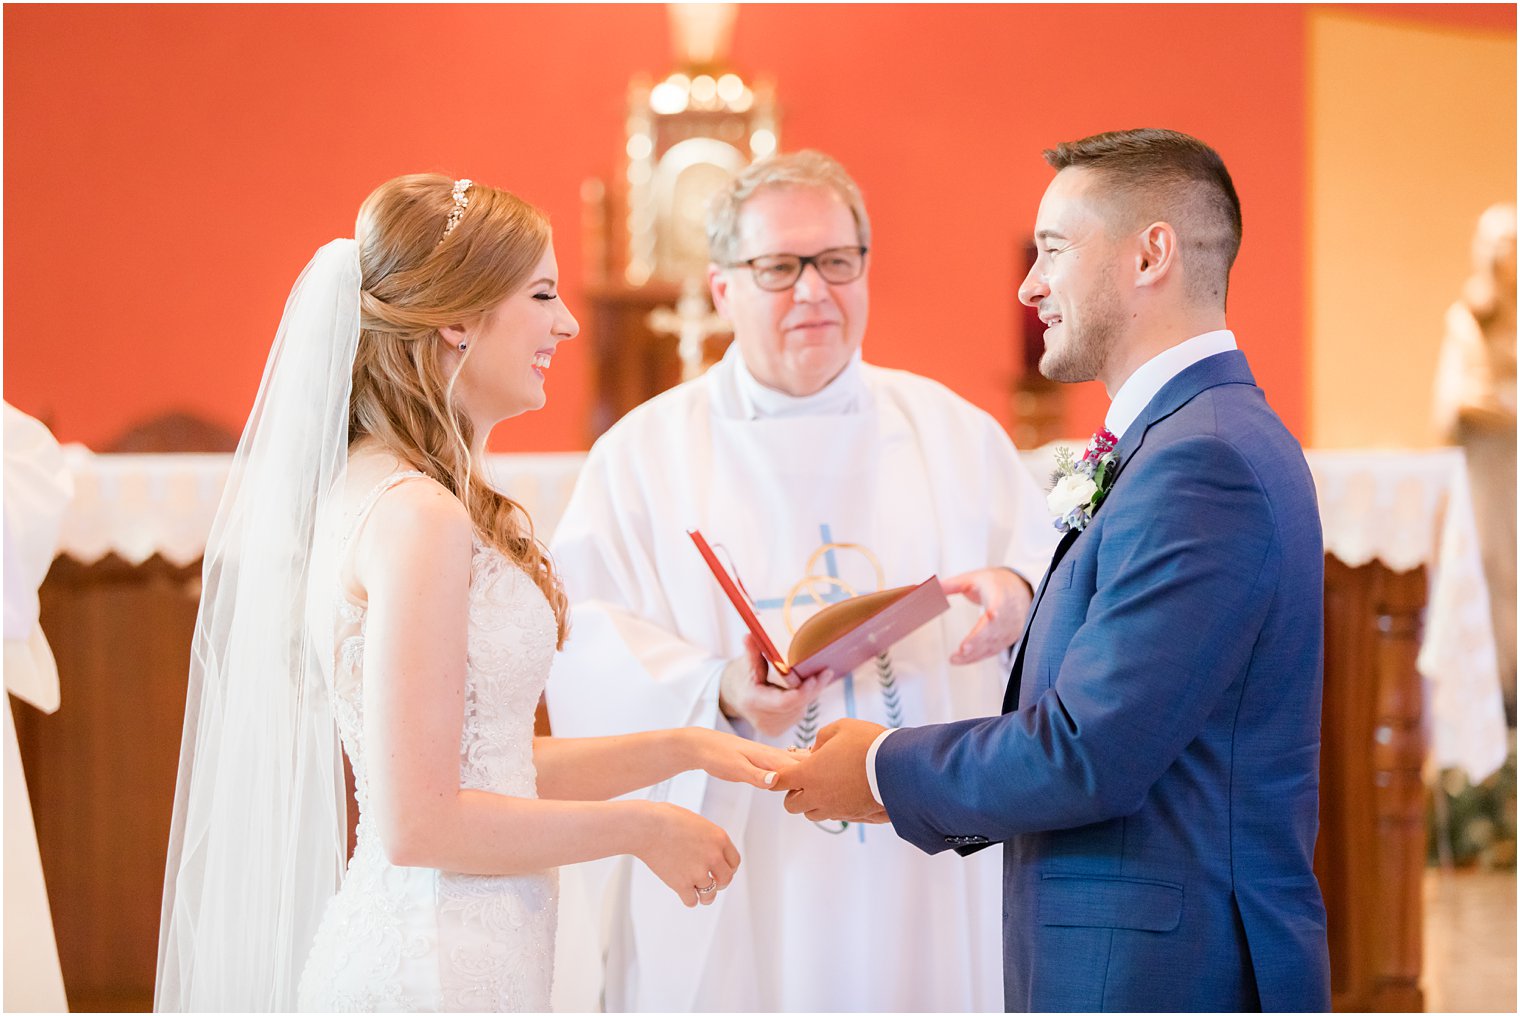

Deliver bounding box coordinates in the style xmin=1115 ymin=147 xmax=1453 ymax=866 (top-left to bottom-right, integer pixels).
xmin=16 ymin=554 xmax=200 ymax=1013
xmin=13 ymin=450 xmax=1504 ymax=1011
xmin=1316 ymin=558 xmax=1427 ymax=1011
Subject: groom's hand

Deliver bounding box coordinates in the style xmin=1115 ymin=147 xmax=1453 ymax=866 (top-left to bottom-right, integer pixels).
xmin=775 ymin=718 xmax=889 ymax=824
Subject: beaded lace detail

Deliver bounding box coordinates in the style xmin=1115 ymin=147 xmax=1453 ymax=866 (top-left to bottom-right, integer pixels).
xmin=297 ymin=473 xmax=558 ymax=1012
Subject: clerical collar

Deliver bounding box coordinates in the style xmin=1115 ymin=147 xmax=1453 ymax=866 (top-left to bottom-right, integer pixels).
xmin=1105 ymin=330 xmax=1237 ymax=439
xmin=729 ymin=345 xmax=866 ymax=419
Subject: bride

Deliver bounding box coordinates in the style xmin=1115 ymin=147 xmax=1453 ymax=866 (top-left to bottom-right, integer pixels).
xmin=155 ymin=175 xmax=796 ymax=1012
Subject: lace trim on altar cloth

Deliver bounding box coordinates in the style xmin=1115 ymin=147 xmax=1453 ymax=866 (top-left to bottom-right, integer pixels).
xmin=50 ymin=448 xmax=585 ymax=566
xmin=1311 ymin=449 xmax=1472 ymax=572
xmin=58 ymin=446 xmax=1479 ymax=575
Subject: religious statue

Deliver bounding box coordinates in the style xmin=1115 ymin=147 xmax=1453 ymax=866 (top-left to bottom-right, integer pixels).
xmin=1434 ymin=203 xmax=1517 ymax=723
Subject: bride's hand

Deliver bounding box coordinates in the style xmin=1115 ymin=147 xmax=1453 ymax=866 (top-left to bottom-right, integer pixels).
xmin=684 ymin=727 xmax=800 ymax=788
xmin=631 ymin=801 xmax=741 ymax=908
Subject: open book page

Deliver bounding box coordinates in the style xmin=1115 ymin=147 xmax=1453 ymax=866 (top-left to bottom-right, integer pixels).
xmin=688 ymin=529 xmax=949 ymax=677
xmin=785 ymin=577 xmax=949 ymax=677
xmin=788 ymin=585 xmax=916 ymax=664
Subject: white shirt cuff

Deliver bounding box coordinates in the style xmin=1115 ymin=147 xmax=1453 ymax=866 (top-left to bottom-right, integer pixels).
xmin=865 ymin=727 xmax=897 ymax=806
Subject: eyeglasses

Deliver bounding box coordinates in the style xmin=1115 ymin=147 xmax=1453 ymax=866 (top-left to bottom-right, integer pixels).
xmin=724 ymin=246 xmax=869 ymax=292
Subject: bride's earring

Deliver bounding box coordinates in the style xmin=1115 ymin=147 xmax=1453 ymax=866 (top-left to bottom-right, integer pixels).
xmin=457 ymin=342 xmax=468 ymax=352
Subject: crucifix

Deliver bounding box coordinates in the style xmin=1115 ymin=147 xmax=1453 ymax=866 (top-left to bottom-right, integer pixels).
xmin=646 ymin=278 xmax=733 ymax=381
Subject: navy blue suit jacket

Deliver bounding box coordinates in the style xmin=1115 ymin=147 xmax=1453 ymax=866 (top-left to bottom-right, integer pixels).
xmin=877 ymin=351 xmax=1331 ymax=1012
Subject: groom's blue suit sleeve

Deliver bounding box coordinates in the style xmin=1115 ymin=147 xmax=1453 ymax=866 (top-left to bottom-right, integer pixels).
xmin=876 ymin=431 xmax=1280 ymax=845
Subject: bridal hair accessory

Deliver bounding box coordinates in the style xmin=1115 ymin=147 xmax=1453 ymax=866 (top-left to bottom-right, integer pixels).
xmin=438 ymin=178 xmax=473 ymax=244
xmin=1048 ymin=428 xmax=1119 ymax=534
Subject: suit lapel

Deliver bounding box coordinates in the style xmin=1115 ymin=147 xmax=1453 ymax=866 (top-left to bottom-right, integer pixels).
xmin=1112 ymin=349 xmax=1257 ymax=471
xmin=1000 ymin=350 xmax=1259 ymax=715
xmin=1001 ymin=527 xmax=1079 ymax=713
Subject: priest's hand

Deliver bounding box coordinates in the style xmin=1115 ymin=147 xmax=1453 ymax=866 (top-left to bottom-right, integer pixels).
xmin=942 ymin=567 xmax=1034 ymax=664
xmin=774 ymin=719 xmax=890 ymax=824
xmin=719 ymin=634 xmax=833 ymax=738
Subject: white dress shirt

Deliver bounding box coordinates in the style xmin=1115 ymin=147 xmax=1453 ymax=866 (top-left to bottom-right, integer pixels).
xmin=863 ymin=330 xmax=1239 ymax=807
xmin=1103 ymin=330 xmax=1238 ymax=438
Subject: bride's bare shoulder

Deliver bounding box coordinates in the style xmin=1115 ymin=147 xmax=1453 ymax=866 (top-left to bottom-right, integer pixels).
xmin=367 ymin=475 xmax=469 ymax=544
xmin=343 ymin=448 xmax=472 ymax=580
xmin=344 ymin=445 xmax=461 ymax=525
xmin=350 ymin=480 xmax=472 ymax=603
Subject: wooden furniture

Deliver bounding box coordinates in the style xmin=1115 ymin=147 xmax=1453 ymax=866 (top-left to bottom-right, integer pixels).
xmin=1008 ymin=372 xmax=1067 ymax=452
xmin=1007 ymin=240 xmax=1070 ymax=450
xmin=581 ymin=281 xmax=731 ymax=441
xmin=15 ymin=555 xmax=199 ymax=1013
xmin=1316 ymin=558 xmax=1428 ymax=1011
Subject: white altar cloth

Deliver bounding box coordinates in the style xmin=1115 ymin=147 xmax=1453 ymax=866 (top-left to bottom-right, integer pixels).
xmin=53 ymin=448 xmax=587 ymax=568
xmin=1310 ymin=449 xmax=1507 ymax=783
xmin=50 ymin=446 xmax=1506 ymax=781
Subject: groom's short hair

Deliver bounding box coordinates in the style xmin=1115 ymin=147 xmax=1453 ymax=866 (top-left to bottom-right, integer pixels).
xmin=1045 ymin=128 xmax=1242 ymax=307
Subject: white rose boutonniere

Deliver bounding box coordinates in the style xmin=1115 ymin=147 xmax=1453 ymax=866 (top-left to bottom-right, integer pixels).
xmin=1047 ymin=429 xmax=1120 ymax=534
xmin=1048 ymin=473 xmax=1099 ymax=518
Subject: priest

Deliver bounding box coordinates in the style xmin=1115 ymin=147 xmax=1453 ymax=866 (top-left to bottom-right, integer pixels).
xmin=546 ymin=150 xmax=1058 ymax=1012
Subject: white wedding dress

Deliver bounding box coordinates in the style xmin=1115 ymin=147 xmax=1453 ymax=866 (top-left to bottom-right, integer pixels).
xmin=297 ymin=472 xmax=559 ymax=1012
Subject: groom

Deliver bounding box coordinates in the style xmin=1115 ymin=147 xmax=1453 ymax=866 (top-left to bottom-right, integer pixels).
xmin=776 ymin=129 xmax=1331 ymax=1012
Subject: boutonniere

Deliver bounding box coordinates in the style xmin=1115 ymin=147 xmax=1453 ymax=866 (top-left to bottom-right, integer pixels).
xmin=1047 ymin=429 xmax=1120 ymax=534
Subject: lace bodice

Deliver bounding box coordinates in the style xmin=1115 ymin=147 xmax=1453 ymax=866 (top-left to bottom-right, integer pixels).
xmin=298 ymin=472 xmax=560 ymax=1012
xmin=332 ymin=535 xmax=557 ymax=811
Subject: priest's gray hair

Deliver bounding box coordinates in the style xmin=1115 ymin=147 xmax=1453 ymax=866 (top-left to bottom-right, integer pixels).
xmin=706 ymin=150 xmax=872 ymax=265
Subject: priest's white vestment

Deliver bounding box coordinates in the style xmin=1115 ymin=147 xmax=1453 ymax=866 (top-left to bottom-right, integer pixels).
xmin=546 ymin=348 xmax=1058 ymax=1012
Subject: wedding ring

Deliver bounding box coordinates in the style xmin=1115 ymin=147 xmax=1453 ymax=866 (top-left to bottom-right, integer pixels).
xmin=696 ymin=878 xmax=718 ymax=896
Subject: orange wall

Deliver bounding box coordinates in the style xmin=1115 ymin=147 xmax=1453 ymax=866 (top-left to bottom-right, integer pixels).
xmin=1308 ymin=8 xmax=1517 ymax=448
xmin=3 ymin=4 xmax=1501 ymax=451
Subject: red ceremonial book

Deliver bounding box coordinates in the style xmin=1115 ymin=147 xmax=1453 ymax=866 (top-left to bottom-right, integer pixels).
xmin=687 ymin=529 xmax=951 ymax=680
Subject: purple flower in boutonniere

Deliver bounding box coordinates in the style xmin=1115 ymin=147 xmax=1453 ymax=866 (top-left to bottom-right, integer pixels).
xmin=1048 ymin=428 xmax=1120 ymax=534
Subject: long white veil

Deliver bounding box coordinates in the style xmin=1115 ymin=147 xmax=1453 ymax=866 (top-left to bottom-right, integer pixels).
xmin=156 ymin=239 xmax=360 ymax=1011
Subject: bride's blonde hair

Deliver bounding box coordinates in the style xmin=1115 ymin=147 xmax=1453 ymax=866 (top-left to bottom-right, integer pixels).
xmin=350 ymin=173 xmax=568 ymax=646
